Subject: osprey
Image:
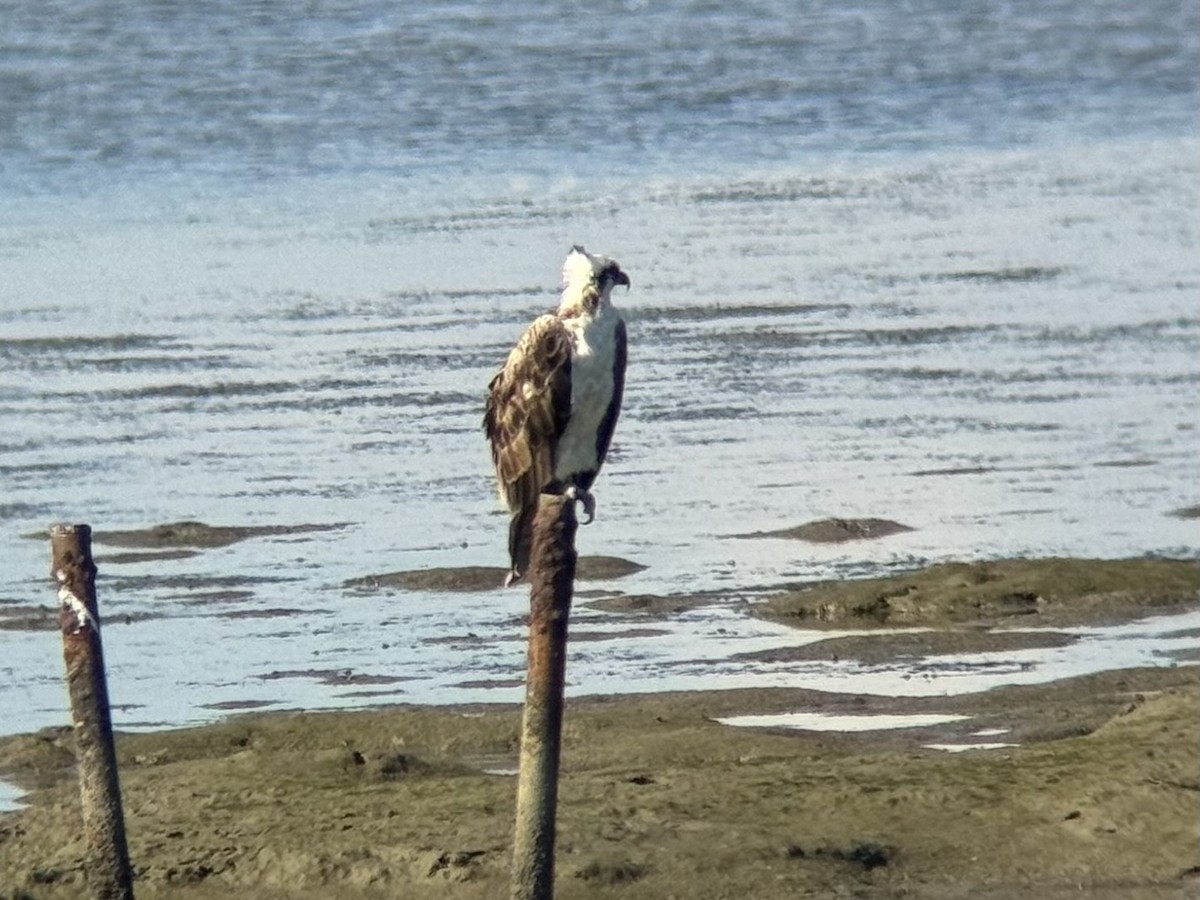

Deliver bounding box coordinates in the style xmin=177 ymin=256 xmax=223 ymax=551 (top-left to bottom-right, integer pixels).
xmin=484 ymin=245 xmax=630 ymax=587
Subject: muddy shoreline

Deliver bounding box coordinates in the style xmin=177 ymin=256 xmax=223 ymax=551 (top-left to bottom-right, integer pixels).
xmin=1 ymin=554 xmax=1197 ymax=898
xmin=0 ymin=668 xmax=1195 ymax=899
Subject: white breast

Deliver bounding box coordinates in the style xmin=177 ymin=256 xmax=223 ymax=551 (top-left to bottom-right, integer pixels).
xmin=554 ymin=305 xmax=620 ymax=481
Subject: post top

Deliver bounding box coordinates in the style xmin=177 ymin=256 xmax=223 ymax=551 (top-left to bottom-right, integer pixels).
xmin=49 ymin=523 xmax=92 ymax=538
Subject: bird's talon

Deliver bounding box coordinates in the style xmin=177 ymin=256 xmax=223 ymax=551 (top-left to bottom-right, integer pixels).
xmin=563 ymin=486 xmax=596 ymax=523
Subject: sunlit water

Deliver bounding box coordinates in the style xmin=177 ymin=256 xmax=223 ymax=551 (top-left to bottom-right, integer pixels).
xmin=1 ymin=0 xmax=1197 ymax=739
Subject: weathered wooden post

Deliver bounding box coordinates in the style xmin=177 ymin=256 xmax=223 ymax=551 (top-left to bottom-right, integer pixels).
xmin=50 ymin=523 xmax=135 ymax=900
xmin=510 ymin=494 xmax=577 ymax=900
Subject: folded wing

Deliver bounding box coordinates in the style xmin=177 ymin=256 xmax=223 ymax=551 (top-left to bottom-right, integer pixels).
xmin=483 ymin=314 xmax=574 ymax=513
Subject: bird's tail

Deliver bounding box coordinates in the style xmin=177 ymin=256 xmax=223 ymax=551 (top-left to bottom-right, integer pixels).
xmin=505 ymin=502 xmax=536 ymax=588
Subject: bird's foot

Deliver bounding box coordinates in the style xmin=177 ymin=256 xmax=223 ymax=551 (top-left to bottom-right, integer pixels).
xmin=564 ymin=486 xmax=596 ymax=524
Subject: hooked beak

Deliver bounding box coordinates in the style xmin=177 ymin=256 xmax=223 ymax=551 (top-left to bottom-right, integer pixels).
xmin=613 ymin=268 xmax=631 ymax=289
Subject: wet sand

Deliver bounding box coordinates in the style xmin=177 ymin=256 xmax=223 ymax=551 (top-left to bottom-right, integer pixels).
xmin=1 ymin=556 xmax=1197 ymax=899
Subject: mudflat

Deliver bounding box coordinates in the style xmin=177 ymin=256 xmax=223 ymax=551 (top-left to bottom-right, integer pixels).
xmin=1 ymin=557 xmax=1197 ymax=900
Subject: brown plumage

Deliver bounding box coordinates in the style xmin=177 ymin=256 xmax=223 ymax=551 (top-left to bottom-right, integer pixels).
xmin=484 ymin=246 xmax=629 ymax=587
xmin=483 ymin=316 xmax=574 ymax=581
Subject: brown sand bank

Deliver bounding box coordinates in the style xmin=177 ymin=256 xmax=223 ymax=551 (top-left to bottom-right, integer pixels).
xmin=0 ymin=667 xmax=1196 ymax=899
xmin=756 ymin=557 xmax=1198 ymax=629
xmin=1 ymin=556 xmax=1197 ymax=899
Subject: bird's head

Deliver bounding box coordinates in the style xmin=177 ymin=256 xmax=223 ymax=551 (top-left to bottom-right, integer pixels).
xmin=559 ymin=245 xmax=630 ymax=313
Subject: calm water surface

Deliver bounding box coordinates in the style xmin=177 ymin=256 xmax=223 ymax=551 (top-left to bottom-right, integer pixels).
xmin=1 ymin=0 xmax=1197 ymax=736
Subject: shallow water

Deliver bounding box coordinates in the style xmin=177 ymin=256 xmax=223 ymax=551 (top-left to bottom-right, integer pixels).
xmin=715 ymin=712 xmax=971 ymax=731
xmin=3 ymin=0 xmax=1195 ymax=194
xmin=1 ymin=2 xmax=1198 ymax=737
xmin=0 ymin=777 xmax=25 ymax=811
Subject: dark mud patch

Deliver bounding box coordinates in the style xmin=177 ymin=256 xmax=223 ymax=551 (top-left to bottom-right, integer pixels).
xmin=258 ymin=669 xmax=417 ymax=687
xmin=346 ymin=565 xmax=508 ymax=592
xmin=734 ymin=517 xmax=914 ymax=543
xmin=213 ymin=607 xmax=317 ymax=620
xmin=422 ymin=633 xmax=489 ymax=647
xmin=175 ymin=590 xmax=258 ymax=606
xmin=104 ymin=573 xmax=299 ymax=595
xmin=337 ymin=688 xmax=410 ymax=699
xmin=345 ymin=555 xmax=646 ymax=593
xmin=934 ymin=265 xmax=1065 ymax=283
xmin=585 ymin=592 xmax=721 ymax=616
xmin=197 ymin=700 xmax=279 ymax=711
xmin=97 ymin=549 xmax=202 ymax=565
xmin=1168 ymin=504 xmax=1200 ymax=519
xmin=574 ymin=858 xmax=650 ymax=884
xmin=451 ymin=677 xmax=525 ymax=690
xmin=0 ymin=604 xmax=159 ymax=632
xmin=575 ymin=555 xmax=648 ymax=580
xmin=0 ymin=333 xmax=170 ymax=355
xmin=89 ymin=520 xmax=349 ymax=550
xmin=0 ymin=605 xmax=59 ymax=632
xmin=1163 ymin=645 xmax=1200 ymax=663
xmin=908 ymin=465 xmax=994 ymax=477
xmin=785 ymin=840 xmax=894 ymax=870
xmin=0 ymin=501 xmax=54 ymax=521
xmin=758 ymin=557 xmax=1200 ymax=629
xmin=733 ymin=629 xmax=1078 ymax=665
xmin=1158 ymin=626 xmax=1200 ymax=641
xmin=633 ymin=301 xmax=840 ymax=324
xmin=569 ymin=627 xmax=672 ymax=642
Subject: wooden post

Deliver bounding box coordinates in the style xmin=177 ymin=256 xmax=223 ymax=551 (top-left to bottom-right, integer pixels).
xmin=510 ymin=494 xmax=577 ymax=900
xmin=50 ymin=523 xmax=135 ymax=900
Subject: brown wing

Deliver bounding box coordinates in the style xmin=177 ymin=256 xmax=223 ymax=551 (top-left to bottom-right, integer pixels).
xmin=483 ymin=314 xmax=573 ymax=514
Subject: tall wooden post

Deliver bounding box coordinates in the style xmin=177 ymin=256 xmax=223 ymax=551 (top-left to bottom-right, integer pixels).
xmin=510 ymin=494 xmax=577 ymax=900
xmin=51 ymin=523 xmax=135 ymax=900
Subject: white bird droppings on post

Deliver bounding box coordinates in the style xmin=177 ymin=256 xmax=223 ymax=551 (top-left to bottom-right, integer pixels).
xmin=55 ymin=568 xmax=98 ymax=632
